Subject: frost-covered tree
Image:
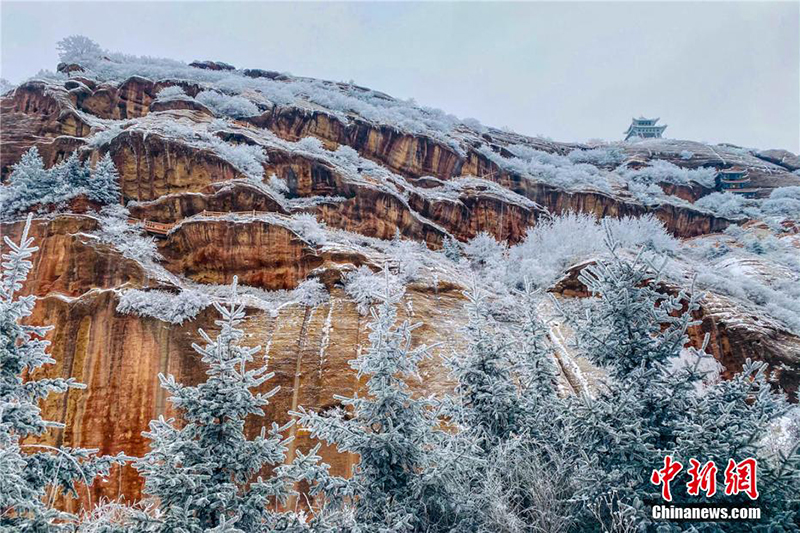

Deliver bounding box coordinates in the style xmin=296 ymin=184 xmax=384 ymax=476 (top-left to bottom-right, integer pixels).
xmin=87 ymin=154 xmax=121 ymax=205
xmin=56 ymin=35 xmax=104 ymax=64
xmin=449 ymin=281 xmax=578 ymax=533
xmin=441 ymin=235 xmax=462 ymax=263
xmin=0 ymin=214 xmax=125 ymax=531
xmin=196 ymin=90 xmax=260 ymax=119
xmin=53 ymin=152 xmax=89 ymax=191
xmin=295 ymin=276 xmax=460 ymax=532
xmin=514 ymin=281 xmax=561 ymax=429
xmin=135 ymin=277 xmax=307 ymax=533
xmin=116 ymin=288 xmax=211 ymax=325
xmin=292 ymin=278 xmax=329 ymax=308
xmin=566 ymin=225 xmax=799 ymax=530
xmin=387 ymin=232 xmax=424 ymax=283
xmin=463 ymin=232 xmax=506 ymax=273
xmin=343 ymin=266 xmax=400 ymax=316
xmin=445 ymin=285 xmax=523 ymax=452
xmin=1 ymin=148 xmax=121 ymax=216
xmin=2 ymin=147 xmax=57 ymax=214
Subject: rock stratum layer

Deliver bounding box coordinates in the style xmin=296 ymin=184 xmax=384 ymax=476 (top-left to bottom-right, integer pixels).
xmin=1 ymin=60 xmax=799 ymax=510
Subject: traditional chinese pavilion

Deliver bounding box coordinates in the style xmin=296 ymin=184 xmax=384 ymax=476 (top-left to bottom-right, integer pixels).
xmin=716 ymin=167 xmax=758 ymax=198
xmin=624 ymin=117 xmax=667 ymax=141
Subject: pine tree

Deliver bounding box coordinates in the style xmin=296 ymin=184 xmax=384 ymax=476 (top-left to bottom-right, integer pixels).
xmin=53 ymin=153 xmax=90 ymax=192
xmin=0 ymin=214 xmax=125 ymax=531
xmin=2 ymin=147 xmax=54 ymax=214
xmin=134 ymin=277 xmax=307 ymax=533
xmin=87 ymin=154 xmax=121 ymax=205
xmin=295 ymin=274 xmax=459 ymax=532
xmin=449 ymin=281 xmax=578 ymax=533
xmin=515 ymin=280 xmax=560 ymax=420
xmin=441 ymin=236 xmax=462 ymax=263
xmin=445 ymin=283 xmax=523 ymax=453
xmin=567 ymin=224 xmax=799 ymax=530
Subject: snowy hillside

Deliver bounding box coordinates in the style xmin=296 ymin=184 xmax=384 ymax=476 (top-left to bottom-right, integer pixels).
xmin=1 ymin=36 xmax=799 ymax=532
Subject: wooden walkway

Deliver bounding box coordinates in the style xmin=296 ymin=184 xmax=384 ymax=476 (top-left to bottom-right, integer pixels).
xmin=129 ymin=210 xmax=273 ymax=236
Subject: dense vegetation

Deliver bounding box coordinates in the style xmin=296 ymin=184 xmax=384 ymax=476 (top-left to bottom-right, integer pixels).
xmin=3 ymin=217 xmax=798 ymax=532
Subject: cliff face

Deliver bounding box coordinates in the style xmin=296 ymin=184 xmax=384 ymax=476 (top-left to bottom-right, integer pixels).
xmin=8 ymin=217 xmax=466 ymax=510
xmin=2 ymin=62 xmax=799 ymax=510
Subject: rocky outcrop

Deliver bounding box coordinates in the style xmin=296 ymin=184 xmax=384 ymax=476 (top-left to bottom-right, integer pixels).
xmin=107 ymin=130 xmax=245 ymax=202
xmin=756 ymin=149 xmax=800 ymax=172
xmin=158 ymin=219 xmax=325 ymax=289
xmin=2 ymin=217 xmax=149 ymax=296
xmin=189 ymin=60 xmax=235 ymax=71
xmin=551 ymin=261 xmax=800 ymax=398
xmin=128 ymin=183 xmax=287 ymax=223
xmin=0 ymin=82 xmax=92 ymax=176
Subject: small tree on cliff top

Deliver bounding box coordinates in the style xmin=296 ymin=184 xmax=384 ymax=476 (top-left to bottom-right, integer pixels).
xmin=135 ymin=277 xmax=308 ymax=533
xmin=0 ymin=214 xmax=125 ymax=531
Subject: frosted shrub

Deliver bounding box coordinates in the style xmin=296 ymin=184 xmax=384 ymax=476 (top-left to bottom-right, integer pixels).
xmin=211 ymin=140 xmax=267 ymax=180
xmin=116 ymin=288 xmax=211 ymax=324
xmin=464 ymin=232 xmax=506 ymax=272
xmin=628 ymin=181 xmax=665 ymax=206
xmin=155 ymin=85 xmax=187 ymax=99
xmin=695 ymin=192 xmax=753 ymax=219
xmin=96 ymin=204 xmax=160 ymax=265
xmin=196 ymin=90 xmax=260 ymax=118
xmin=387 ymin=234 xmax=425 ymax=282
xmin=604 ymin=215 xmax=678 ymax=254
xmin=292 ymin=278 xmax=329 ymax=307
xmin=621 ymin=159 xmax=717 ymax=188
xmin=761 ymin=187 xmax=800 ymax=218
xmin=343 ymin=266 xmax=400 ymax=315
xmin=88 ymin=121 xmax=135 ymax=148
xmin=268 ymin=173 xmax=290 ymax=195
xmin=567 ymin=146 xmax=625 ymax=166
xmin=480 ymin=145 xmax=612 ymax=192
xmin=462 ymin=117 xmax=487 ymax=133
xmin=506 ymin=213 xmax=676 ymax=288
xmin=295 ymin=136 xmax=325 ymax=153
xmin=288 ymin=213 xmax=327 ymax=245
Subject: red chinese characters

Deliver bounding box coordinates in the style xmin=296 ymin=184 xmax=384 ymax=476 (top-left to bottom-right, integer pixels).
xmin=686 ymin=459 xmax=718 ymax=497
xmin=652 ymin=456 xmax=759 ymax=501
xmin=651 ymin=455 xmax=683 ymax=501
xmin=724 ymin=458 xmax=759 ymax=500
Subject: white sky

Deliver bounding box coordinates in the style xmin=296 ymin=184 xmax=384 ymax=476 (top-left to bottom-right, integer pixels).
xmin=2 ymin=1 xmax=798 ymax=152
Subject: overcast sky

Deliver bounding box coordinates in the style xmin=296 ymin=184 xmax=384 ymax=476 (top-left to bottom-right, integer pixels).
xmin=2 ymin=1 xmax=798 ymax=152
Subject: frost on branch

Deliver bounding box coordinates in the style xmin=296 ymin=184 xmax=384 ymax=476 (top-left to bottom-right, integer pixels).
xmin=116 ymin=288 xmax=212 ymax=324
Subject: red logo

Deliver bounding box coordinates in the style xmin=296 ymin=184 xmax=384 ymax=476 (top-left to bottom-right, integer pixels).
xmin=724 ymin=458 xmax=759 ymax=500
xmin=686 ymin=459 xmax=718 ymax=497
xmin=651 ymin=455 xmax=683 ymax=502
xmin=651 ymin=456 xmax=759 ymax=501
